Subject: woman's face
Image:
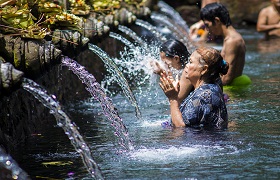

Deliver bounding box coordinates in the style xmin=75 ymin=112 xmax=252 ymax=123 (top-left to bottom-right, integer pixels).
xmin=160 ymin=52 xmax=181 ymax=70
xmin=184 ymin=51 xmax=204 ymax=81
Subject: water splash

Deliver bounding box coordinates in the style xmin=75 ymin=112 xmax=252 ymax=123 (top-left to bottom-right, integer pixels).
xmin=114 ymin=23 xmax=185 ymax=87
xmin=0 ymin=147 xmax=30 ymax=179
xmin=151 ymin=12 xmax=196 ymax=52
xmin=113 ymin=49 xmax=157 ymax=87
xmin=135 ymin=19 xmax=167 ymax=42
xmin=105 ymin=43 xmax=167 ymax=109
xmin=129 ymin=146 xmax=198 ymax=162
xmin=88 ymin=43 xmax=142 ymax=119
xmin=129 ymin=144 xmax=241 ymax=163
xmin=105 ymin=31 xmax=160 ymax=88
xmin=157 ymin=1 xmax=190 ymax=33
xmin=61 ymin=56 xmax=134 ymax=152
xmin=109 ymin=29 xmax=156 ymax=74
xmin=22 ymin=78 xmax=104 ymax=180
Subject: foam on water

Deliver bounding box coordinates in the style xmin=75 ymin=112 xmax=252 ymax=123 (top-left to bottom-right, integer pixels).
xmin=140 ymin=119 xmax=166 ymax=127
xmin=129 ymin=144 xmax=242 ymax=163
xmin=33 ymin=152 xmax=79 ymax=159
xmin=129 ymin=146 xmax=199 ymax=162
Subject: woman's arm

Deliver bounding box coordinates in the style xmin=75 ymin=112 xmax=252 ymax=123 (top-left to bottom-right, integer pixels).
xmin=178 ymin=70 xmax=193 ymax=104
xmin=169 ymin=99 xmax=186 ymax=127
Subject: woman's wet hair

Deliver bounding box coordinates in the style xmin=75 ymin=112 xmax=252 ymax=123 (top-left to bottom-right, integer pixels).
xmin=196 ymin=46 xmax=229 ymax=81
xmin=160 ymin=39 xmax=190 ymax=65
xmin=200 ymin=3 xmax=232 ymax=27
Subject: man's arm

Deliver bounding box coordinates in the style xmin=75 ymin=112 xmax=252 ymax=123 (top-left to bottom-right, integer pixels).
xmin=221 ymin=39 xmax=244 ymax=85
xmin=201 ymin=0 xmax=219 ymax=8
xmin=257 ymin=7 xmax=280 ymax=32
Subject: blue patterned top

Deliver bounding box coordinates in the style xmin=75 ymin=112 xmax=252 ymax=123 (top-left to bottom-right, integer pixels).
xmin=179 ymin=83 xmax=228 ymax=130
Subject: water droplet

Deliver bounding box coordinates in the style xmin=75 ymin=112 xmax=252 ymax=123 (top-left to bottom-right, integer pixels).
xmin=6 ymin=160 xmax=11 ymax=166
xmin=51 ymin=94 xmax=57 ymax=100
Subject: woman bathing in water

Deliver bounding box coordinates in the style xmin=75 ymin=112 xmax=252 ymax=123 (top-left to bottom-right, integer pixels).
xmin=151 ymin=39 xmax=193 ymax=104
xmin=160 ymin=46 xmax=229 ymax=130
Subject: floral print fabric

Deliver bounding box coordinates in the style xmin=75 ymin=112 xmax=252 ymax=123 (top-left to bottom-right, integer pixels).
xmin=180 ymin=83 xmax=228 ymax=129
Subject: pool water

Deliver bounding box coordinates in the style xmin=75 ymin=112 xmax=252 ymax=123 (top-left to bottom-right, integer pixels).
xmin=16 ymin=28 xmax=280 ymax=179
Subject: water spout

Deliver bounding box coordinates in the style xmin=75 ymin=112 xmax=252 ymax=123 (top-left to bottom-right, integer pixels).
xmin=88 ymin=43 xmax=142 ymax=119
xmin=61 ymin=56 xmax=134 ymax=152
xmin=0 ymin=147 xmax=30 ymax=180
xmin=0 ymin=61 xmax=24 ymax=95
xmin=22 ymin=78 xmax=104 ymax=179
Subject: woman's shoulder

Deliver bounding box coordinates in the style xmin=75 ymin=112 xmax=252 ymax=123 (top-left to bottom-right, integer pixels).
xmin=196 ymin=84 xmax=223 ymax=103
xmin=200 ymin=83 xmax=220 ymax=90
xmin=197 ymin=84 xmax=222 ymax=96
xmin=185 ymin=84 xmax=221 ymax=100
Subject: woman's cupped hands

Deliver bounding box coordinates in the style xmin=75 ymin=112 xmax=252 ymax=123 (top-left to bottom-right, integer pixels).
xmin=159 ymin=70 xmax=180 ymax=100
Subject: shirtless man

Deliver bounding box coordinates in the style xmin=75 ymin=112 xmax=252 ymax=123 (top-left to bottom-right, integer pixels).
xmin=200 ymin=3 xmax=246 ymax=85
xmin=257 ymin=0 xmax=280 ymax=39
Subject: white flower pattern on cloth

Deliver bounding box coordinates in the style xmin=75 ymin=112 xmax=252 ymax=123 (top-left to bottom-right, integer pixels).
xmin=180 ymin=83 xmax=228 ymax=129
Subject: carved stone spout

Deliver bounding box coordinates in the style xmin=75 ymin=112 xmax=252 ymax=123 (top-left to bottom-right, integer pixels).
xmin=0 ymin=35 xmax=62 ymax=78
xmin=0 ymin=59 xmax=24 ymax=95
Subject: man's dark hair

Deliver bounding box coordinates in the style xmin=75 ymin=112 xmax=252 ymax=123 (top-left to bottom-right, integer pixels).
xmin=200 ymin=3 xmax=232 ymax=27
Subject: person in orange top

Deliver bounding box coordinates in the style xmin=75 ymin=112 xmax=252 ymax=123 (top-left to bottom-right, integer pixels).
xmin=189 ymin=0 xmax=219 ymax=42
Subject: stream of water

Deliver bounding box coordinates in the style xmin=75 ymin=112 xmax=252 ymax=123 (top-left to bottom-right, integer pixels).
xmin=22 ymin=78 xmax=104 ymax=179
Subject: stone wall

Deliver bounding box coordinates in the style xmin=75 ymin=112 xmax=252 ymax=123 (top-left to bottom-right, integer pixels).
xmin=0 ymin=37 xmax=122 ymax=153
